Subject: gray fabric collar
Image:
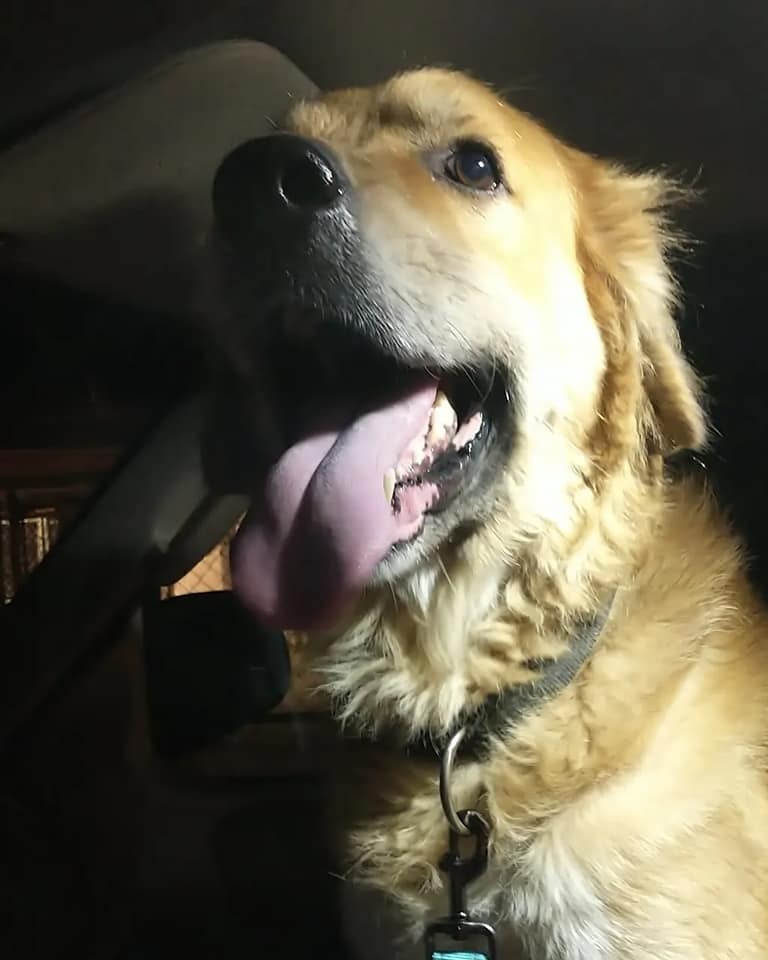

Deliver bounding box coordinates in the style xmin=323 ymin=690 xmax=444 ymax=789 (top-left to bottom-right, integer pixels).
xmin=402 ymin=592 xmax=616 ymax=762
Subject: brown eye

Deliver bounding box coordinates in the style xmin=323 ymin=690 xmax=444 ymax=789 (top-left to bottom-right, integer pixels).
xmin=444 ymin=141 xmax=501 ymax=192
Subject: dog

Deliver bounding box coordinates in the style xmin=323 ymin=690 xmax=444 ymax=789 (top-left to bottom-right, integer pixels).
xmin=209 ymin=68 xmax=768 ymax=959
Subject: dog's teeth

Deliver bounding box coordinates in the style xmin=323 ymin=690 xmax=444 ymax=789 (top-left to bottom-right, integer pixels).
xmin=393 ymin=391 xmax=460 ymax=481
xmin=452 ymin=410 xmax=483 ymax=449
xmin=428 ymin=390 xmax=458 ymax=446
xmin=383 ymin=468 xmax=396 ymax=507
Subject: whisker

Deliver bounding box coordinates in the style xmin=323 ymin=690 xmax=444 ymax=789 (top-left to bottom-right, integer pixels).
xmin=437 ymin=554 xmax=457 ymax=595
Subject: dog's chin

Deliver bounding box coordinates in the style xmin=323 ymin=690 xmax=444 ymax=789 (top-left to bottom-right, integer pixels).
xmin=367 ymin=522 xmax=468 ymax=591
xmin=368 ymin=460 xmax=501 ymax=591
xmin=229 ymin=300 xmax=513 ymax=632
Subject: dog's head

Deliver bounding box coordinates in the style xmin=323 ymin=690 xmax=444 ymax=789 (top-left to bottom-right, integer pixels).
xmin=212 ymin=68 xmax=705 ymax=641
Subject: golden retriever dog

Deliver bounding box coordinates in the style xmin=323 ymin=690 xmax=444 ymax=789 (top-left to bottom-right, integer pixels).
xmin=211 ymin=68 xmax=768 ymax=958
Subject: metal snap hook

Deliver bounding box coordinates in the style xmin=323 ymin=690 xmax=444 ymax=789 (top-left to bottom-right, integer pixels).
xmin=439 ymin=727 xmax=472 ymax=836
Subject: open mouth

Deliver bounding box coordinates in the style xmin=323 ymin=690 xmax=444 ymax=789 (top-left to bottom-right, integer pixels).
xmin=230 ymin=306 xmax=507 ymax=632
xmin=275 ymin=311 xmax=501 ymax=513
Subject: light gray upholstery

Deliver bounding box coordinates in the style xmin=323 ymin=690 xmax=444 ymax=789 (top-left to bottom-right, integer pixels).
xmin=0 ymin=41 xmax=316 ymax=317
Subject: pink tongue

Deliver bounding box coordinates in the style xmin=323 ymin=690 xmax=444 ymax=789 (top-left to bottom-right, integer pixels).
xmin=231 ymin=381 xmax=437 ymax=630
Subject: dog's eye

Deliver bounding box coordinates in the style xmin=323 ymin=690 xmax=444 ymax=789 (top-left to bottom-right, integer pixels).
xmin=444 ymin=141 xmax=501 ymax=192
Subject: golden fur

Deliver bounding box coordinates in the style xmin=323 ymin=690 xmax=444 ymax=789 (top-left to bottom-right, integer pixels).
xmin=277 ymin=70 xmax=768 ymax=958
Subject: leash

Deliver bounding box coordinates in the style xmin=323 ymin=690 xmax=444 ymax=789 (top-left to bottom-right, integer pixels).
xmin=422 ymin=593 xmax=616 ymax=958
xmin=424 ymin=731 xmax=496 ymax=959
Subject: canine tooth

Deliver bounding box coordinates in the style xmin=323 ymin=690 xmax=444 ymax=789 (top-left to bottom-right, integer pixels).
xmin=452 ymin=411 xmax=483 ymax=449
xmin=428 ymin=390 xmax=458 ymax=445
xmin=432 ymin=389 xmax=451 ymax=414
xmin=383 ymin=468 xmax=396 ymax=506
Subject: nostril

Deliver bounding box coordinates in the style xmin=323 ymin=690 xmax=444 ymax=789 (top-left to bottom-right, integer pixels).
xmin=280 ymin=151 xmax=342 ymax=209
xmin=212 ymin=135 xmax=347 ymax=250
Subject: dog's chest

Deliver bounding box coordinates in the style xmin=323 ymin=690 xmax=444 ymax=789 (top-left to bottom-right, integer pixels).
xmin=342 ymin=830 xmax=615 ymax=960
xmin=492 ymin=838 xmax=615 ymax=960
xmin=336 ymin=749 xmax=616 ymax=959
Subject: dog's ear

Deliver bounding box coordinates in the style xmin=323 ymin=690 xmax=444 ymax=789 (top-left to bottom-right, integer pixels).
xmin=568 ymin=149 xmax=706 ymax=455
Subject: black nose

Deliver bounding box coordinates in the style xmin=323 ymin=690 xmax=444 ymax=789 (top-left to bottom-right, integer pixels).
xmin=212 ymin=134 xmax=345 ymax=249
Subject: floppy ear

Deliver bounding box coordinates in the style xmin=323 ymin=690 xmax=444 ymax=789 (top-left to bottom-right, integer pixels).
xmin=569 ymin=149 xmax=707 ymax=455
